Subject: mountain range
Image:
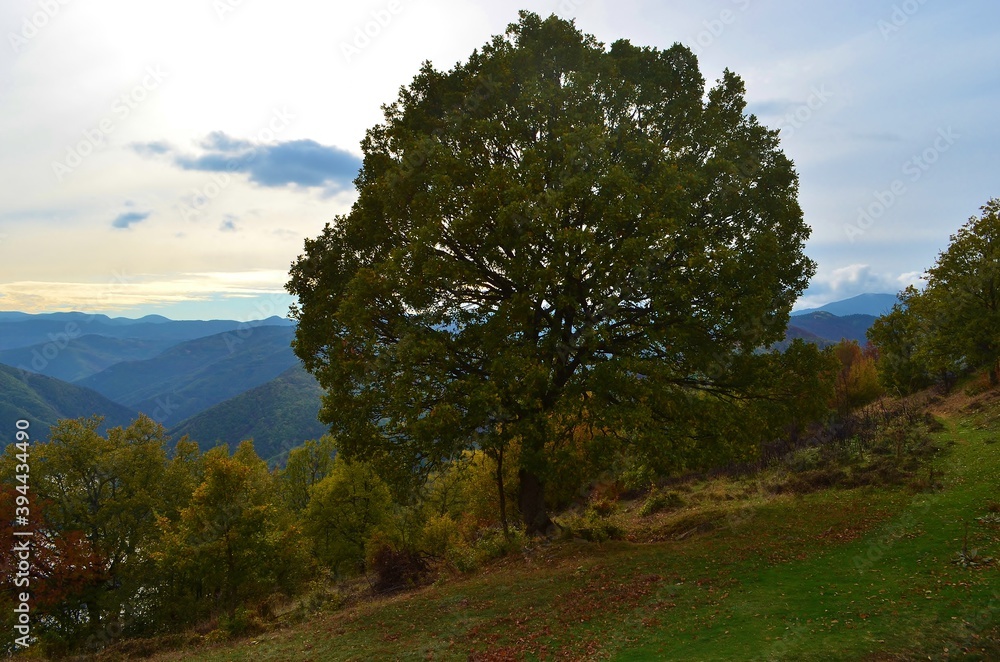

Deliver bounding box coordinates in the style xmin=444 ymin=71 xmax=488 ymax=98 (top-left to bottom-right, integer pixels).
xmin=76 ymin=325 xmax=299 ymax=426
xmin=0 ymin=313 xmax=309 ymax=458
xmin=0 ymin=312 xmax=293 ymax=351
xmin=0 ymin=294 xmax=899 ymax=462
xmin=791 ymin=293 xmax=899 ymax=318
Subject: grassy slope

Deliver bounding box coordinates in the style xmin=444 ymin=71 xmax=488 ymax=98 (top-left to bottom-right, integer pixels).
xmin=145 ymin=391 xmax=999 ymax=661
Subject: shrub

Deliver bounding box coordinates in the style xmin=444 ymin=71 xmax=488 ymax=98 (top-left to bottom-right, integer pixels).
xmin=769 ymin=468 xmax=847 ymax=495
xmin=924 ymin=412 xmax=946 ymax=433
xmin=832 ymin=340 xmax=882 ymax=413
xmin=300 ymin=573 xmax=344 ymax=614
xmin=590 ymin=496 xmax=616 ymax=516
xmin=559 ymin=507 xmax=624 ymax=542
xmin=420 ymin=513 xmax=462 ymax=558
xmin=446 ymin=541 xmax=479 ymax=573
xmin=368 ymin=542 xmax=429 ymax=594
xmin=785 ymin=446 xmax=824 ymax=472
xmin=614 ymin=453 xmax=657 ymax=496
xmin=639 ymin=488 xmax=684 ymax=517
xmin=219 ymin=606 xmax=264 ymax=638
xmin=473 ymin=528 xmax=525 ymax=564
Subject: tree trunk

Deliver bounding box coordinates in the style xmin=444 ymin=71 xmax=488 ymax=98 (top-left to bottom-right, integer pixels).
xmin=495 ymin=447 xmax=510 ymax=539
xmin=518 ymin=467 xmax=553 ymax=535
xmin=88 ymin=601 xmax=102 ymax=631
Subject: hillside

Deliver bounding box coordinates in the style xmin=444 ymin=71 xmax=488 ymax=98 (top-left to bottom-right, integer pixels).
xmin=0 ymin=363 xmax=138 ymax=444
xmin=77 ymin=325 xmax=299 ymax=426
xmin=787 ymin=311 xmax=877 ymax=344
xmin=0 ymin=334 xmax=175 ymax=382
xmin=169 ymin=364 xmax=327 ymax=464
xmin=774 ymin=324 xmax=835 ymax=351
xmin=136 ymin=386 xmax=1000 ymax=661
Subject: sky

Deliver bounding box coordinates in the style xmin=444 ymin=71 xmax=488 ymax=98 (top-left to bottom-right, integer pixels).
xmin=1 ymin=0 xmax=997 ymax=321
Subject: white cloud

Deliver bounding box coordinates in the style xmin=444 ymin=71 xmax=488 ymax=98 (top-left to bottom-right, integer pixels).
xmin=795 ymin=264 xmax=923 ymax=310
xmin=0 ymin=270 xmax=291 ymax=314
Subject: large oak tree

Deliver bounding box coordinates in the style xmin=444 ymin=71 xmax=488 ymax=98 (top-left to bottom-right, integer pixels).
xmin=287 ymin=12 xmax=814 ymax=533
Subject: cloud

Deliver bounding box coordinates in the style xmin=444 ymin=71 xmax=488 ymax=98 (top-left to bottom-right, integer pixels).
xmin=200 ymin=132 xmax=252 ymax=152
xmin=0 ymin=270 xmax=291 ymax=314
xmin=111 ymin=211 xmax=151 ymax=229
xmin=795 ymin=264 xmax=923 ymax=310
xmin=131 ymin=140 xmax=173 ymax=157
xmin=133 ymin=133 xmax=362 ymax=193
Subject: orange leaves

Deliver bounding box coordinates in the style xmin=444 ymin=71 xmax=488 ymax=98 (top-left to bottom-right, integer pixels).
xmin=0 ymin=485 xmax=106 ymax=611
xmin=831 ymin=339 xmax=882 ymax=413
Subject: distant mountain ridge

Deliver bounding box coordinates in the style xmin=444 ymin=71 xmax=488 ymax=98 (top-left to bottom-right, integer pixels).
xmin=792 ymin=293 xmax=899 ymax=318
xmin=0 ymin=312 xmax=303 ymax=440
xmin=781 ymin=292 xmax=902 ymax=346
xmin=0 ymin=313 xmax=294 ymax=351
xmin=0 ymin=311 xmax=172 ymax=325
xmin=77 ymin=325 xmax=300 ymax=426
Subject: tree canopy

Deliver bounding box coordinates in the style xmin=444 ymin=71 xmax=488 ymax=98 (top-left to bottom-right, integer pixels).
xmin=869 ymin=198 xmax=1000 ymax=390
xmin=287 ymin=12 xmax=815 ymax=532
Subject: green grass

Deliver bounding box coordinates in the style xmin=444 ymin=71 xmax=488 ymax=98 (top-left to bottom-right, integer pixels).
xmin=136 ymin=398 xmax=1000 ymax=661
xmin=619 ymin=423 xmax=999 ymax=660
